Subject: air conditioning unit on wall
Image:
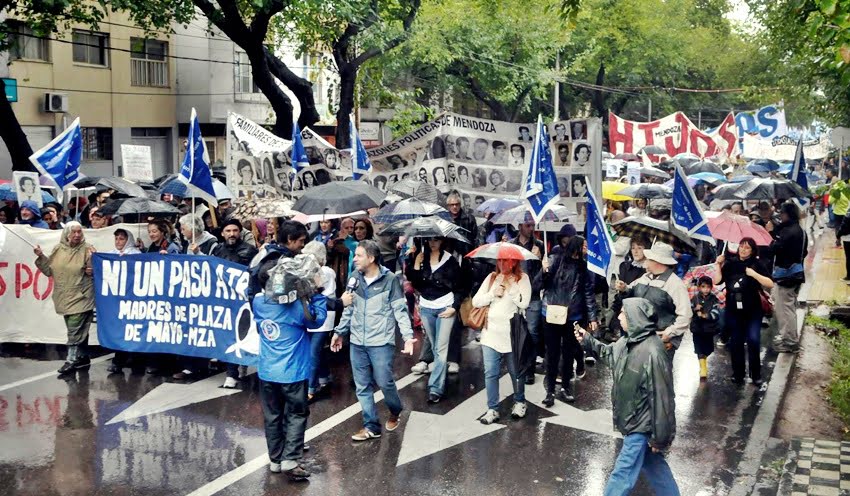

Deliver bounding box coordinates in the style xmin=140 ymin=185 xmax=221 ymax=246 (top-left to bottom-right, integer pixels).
xmin=44 ymin=93 xmax=69 ymax=113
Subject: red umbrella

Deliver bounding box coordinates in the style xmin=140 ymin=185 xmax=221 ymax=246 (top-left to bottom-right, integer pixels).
xmin=465 ymin=242 xmax=538 ymax=261
xmin=706 ymin=211 xmax=772 ymax=246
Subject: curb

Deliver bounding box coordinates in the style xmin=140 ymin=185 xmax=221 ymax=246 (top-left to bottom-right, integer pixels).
xmin=728 ymin=306 xmax=805 ymax=496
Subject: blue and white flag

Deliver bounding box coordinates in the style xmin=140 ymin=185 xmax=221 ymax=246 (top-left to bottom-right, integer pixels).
xmin=585 ymin=188 xmax=615 ymax=278
xmin=523 ymin=115 xmax=561 ymax=223
xmin=671 ymin=164 xmax=714 ymax=243
xmin=291 ymin=121 xmax=309 ymax=174
xmin=29 ymin=117 xmax=82 ymax=192
xmin=790 ymin=137 xmax=809 ymax=192
xmin=350 ymin=115 xmax=372 ymax=180
xmin=179 ymin=108 xmax=217 ymax=204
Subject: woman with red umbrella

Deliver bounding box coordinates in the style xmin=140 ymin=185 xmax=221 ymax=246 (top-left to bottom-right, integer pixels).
xmin=470 ymin=244 xmax=532 ymax=424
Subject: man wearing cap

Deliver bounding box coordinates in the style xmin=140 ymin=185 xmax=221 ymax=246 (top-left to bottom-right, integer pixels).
xmin=614 ymin=241 xmax=692 ymax=364
xmin=212 ymin=217 xmax=259 ymax=388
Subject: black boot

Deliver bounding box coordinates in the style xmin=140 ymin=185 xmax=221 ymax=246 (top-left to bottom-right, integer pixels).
xmin=542 ymin=392 xmax=555 ymax=407
xmin=556 ymin=385 xmax=575 ymax=403
xmin=57 ymin=362 xmax=75 ymax=375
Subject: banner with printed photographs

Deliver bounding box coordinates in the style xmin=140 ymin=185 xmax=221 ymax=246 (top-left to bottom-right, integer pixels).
xmin=226 ymin=112 xmax=291 ymax=199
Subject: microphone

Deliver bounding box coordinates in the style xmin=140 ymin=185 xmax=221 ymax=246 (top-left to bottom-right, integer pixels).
xmin=346 ymin=277 xmax=359 ymax=293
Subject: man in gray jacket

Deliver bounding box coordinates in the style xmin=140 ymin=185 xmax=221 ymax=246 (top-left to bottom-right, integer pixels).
xmin=575 ymin=298 xmax=679 ymax=495
xmin=331 ymin=240 xmax=417 ymax=441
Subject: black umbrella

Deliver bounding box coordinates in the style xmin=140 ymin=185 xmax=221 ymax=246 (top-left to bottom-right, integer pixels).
xmin=711 ymin=182 xmax=745 ymax=200
xmin=98 ymin=197 xmax=181 ymax=217
xmin=372 ymin=198 xmax=451 ymax=224
xmin=72 ymin=176 xmax=147 ymax=198
xmin=619 ymin=183 xmax=672 ymax=199
xmin=672 ymin=153 xmax=701 ymax=167
xmin=733 ymin=177 xmax=811 ymax=200
xmin=380 ymin=217 xmax=469 ymax=243
xmin=638 ymin=166 xmax=671 ymax=179
xmin=510 ymin=313 xmax=535 ymax=384
xmin=389 ymin=178 xmax=445 ymax=205
xmin=292 ymin=181 xmax=386 ymax=215
xmin=611 ymin=216 xmax=696 ymax=254
xmin=685 ymin=161 xmax=724 ymax=175
xmin=640 ymin=145 xmax=667 ymax=155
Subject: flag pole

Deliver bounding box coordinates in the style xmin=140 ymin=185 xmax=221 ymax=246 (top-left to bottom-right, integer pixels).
xmin=3 ymin=225 xmax=37 ymax=248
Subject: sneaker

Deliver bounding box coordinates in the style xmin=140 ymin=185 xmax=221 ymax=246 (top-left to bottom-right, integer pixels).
xmin=73 ymin=357 xmax=91 ymax=370
xmin=386 ymin=415 xmax=401 ymax=432
xmin=411 ymin=361 xmax=429 ymax=374
xmin=447 ymin=362 xmax=459 ymax=374
xmin=269 ymin=462 xmax=281 ymax=473
xmin=511 ymin=402 xmax=527 ymax=419
xmin=427 ymin=393 xmax=442 ymax=404
xmin=542 ymin=393 xmax=555 ymax=407
xmin=556 ymin=386 xmax=575 ymax=403
xmin=222 ymin=377 xmax=238 ymax=389
xmin=284 ymin=465 xmax=311 ymax=481
xmin=524 ymin=374 xmax=535 ymax=385
xmin=752 ymin=378 xmax=765 ymax=386
xmin=479 ymin=409 xmax=500 ymax=425
xmin=57 ymin=362 xmax=75 ymax=375
xmin=584 ymin=356 xmax=596 ymax=366
xmin=535 ymin=356 xmax=544 ymax=365
xmin=351 ymin=428 xmax=381 ymax=441
xmin=173 ymin=369 xmax=193 ymax=380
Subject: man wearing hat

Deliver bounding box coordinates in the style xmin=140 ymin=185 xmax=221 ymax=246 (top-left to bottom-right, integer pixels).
xmin=614 ymin=241 xmax=692 ymax=364
xmin=212 ymin=217 xmax=259 ymax=388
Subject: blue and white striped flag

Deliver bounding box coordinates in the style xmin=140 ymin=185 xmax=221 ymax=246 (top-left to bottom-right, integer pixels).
xmin=29 ymin=117 xmax=82 ymax=191
xmin=672 ymin=164 xmax=714 ymax=243
xmin=585 ymin=187 xmax=615 ymax=278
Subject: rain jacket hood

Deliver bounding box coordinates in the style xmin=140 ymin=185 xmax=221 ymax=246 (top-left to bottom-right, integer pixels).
xmin=35 ymin=221 xmax=95 ymax=315
xmin=20 ymin=200 xmax=49 ymax=229
xmin=623 ymin=297 xmax=658 ymax=344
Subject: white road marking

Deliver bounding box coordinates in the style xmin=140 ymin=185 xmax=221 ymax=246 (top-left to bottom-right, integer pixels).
xmin=0 ymin=354 xmax=114 ymax=393
xmin=185 ymin=371 xmax=423 ymax=496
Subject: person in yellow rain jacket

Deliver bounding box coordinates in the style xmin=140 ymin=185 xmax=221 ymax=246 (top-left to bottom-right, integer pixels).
xmin=830 ymin=180 xmax=849 ymax=248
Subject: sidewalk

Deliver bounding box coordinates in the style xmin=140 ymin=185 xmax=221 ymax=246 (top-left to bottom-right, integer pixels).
xmin=779 ymin=438 xmax=850 ymax=495
xmin=805 ymin=229 xmax=850 ymax=304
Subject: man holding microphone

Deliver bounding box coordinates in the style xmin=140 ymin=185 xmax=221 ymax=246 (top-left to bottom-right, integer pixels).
xmin=331 ymin=240 xmax=417 ymax=441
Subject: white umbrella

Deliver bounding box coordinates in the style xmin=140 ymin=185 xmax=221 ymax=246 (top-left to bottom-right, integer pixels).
xmin=213 ymin=179 xmax=235 ymax=200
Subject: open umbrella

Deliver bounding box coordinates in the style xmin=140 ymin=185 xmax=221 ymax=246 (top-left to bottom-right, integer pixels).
xmin=389 ymin=178 xmax=445 ymax=205
xmin=372 ymin=197 xmax=451 ymax=224
xmin=705 ymin=211 xmax=772 ymax=246
xmin=689 ymin=172 xmax=727 ymax=185
xmin=292 ymin=181 xmax=386 ymax=215
xmin=476 ymin=198 xmax=523 ymax=216
xmin=711 ymin=182 xmax=746 ymax=200
xmin=490 ymin=205 xmax=575 ymax=226
xmin=98 ymin=197 xmax=181 ymax=218
xmin=159 ymin=176 xmax=234 ymax=201
xmin=733 ymin=177 xmax=811 ymax=200
xmin=638 ymin=166 xmax=671 ymax=179
xmin=614 ymin=153 xmax=640 ymax=161
xmin=746 ymin=159 xmax=780 ymax=172
xmin=603 ymin=181 xmax=631 ymax=201
xmin=72 ymin=176 xmax=147 ymax=198
xmin=672 ymin=153 xmax=701 ymax=167
xmin=380 ymin=217 xmax=469 ymax=243
xmin=602 ymin=151 xmax=614 ymax=159
xmin=685 ymin=161 xmax=724 ymax=176
xmin=640 ymin=145 xmax=667 ymax=155
xmin=610 ymin=216 xmax=696 ymax=254
xmin=231 ymin=198 xmax=296 ymax=223
xmin=465 ymin=242 xmax=538 ymax=261
xmin=0 ymin=184 xmax=57 ymax=203
xmin=619 ymin=183 xmax=673 ymax=199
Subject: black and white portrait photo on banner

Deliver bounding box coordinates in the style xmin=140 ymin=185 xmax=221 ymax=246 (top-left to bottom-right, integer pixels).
xmin=13 ymin=171 xmax=42 ymax=207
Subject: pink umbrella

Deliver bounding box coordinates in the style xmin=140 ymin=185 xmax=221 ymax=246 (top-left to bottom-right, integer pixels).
xmin=707 ymin=211 xmax=772 ymax=246
xmin=465 ymin=242 xmax=538 ymax=261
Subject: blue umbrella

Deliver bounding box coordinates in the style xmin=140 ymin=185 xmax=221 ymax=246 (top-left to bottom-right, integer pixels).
xmin=476 ymin=198 xmax=522 ymax=216
xmin=159 ymin=177 xmax=189 ymax=198
xmin=745 ymin=159 xmax=780 ymax=174
xmin=689 ymin=172 xmax=727 ymax=185
xmin=730 ymin=174 xmax=756 ymax=183
xmin=0 ymin=184 xmax=57 ymax=203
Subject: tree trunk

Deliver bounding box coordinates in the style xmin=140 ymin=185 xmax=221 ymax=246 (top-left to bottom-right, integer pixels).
xmin=0 ymin=79 xmax=36 ymax=172
xmin=335 ymin=65 xmax=358 ymax=149
xmin=248 ymin=50 xmax=295 ymax=137
xmin=592 ymin=62 xmax=607 ymax=119
xmin=264 ymin=49 xmax=320 ymax=130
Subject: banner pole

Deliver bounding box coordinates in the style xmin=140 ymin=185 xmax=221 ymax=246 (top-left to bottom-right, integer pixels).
xmin=3 ymin=225 xmax=37 ymax=248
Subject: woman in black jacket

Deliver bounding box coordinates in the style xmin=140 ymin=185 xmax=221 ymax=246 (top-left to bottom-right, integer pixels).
xmin=541 ymin=236 xmax=599 ymax=405
xmin=405 ymin=237 xmax=461 ymax=403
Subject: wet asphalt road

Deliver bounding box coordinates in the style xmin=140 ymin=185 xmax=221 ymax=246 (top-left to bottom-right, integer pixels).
xmin=0 ymin=323 xmax=779 ymax=496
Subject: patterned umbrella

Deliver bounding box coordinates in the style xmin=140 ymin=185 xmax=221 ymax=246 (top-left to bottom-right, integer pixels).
xmin=490 ymin=204 xmax=575 ymax=226
xmin=683 ymin=263 xmax=726 ymax=306
xmin=465 ymin=242 xmax=538 ymax=261
xmin=476 ymin=198 xmax=523 ymax=216
xmin=372 ymin=197 xmax=451 ymax=224
xmin=380 ymin=217 xmax=469 ymax=243
xmin=231 ymin=198 xmax=296 ymax=223
xmin=389 ymin=178 xmax=445 ymax=205
xmin=610 ymin=216 xmax=696 ymax=253
xmin=619 ymin=183 xmax=673 ymax=199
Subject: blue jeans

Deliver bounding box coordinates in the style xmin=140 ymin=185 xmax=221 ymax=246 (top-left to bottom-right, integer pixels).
xmin=526 ymin=300 xmax=542 ymax=351
xmin=482 ymin=345 xmax=525 ymax=410
xmin=308 ymin=331 xmax=330 ymax=393
xmin=604 ymin=433 xmax=680 ymax=496
xmin=420 ymin=306 xmax=455 ymax=396
xmin=726 ymin=310 xmax=763 ymax=381
xmin=350 ymin=344 xmax=403 ymax=434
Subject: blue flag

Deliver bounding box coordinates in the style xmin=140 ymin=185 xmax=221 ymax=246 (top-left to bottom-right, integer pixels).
xmin=791 ymin=138 xmax=809 ymax=192
xmin=179 ymin=108 xmax=217 ymax=204
xmin=672 ymin=164 xmax=714 ymax=243
xmin=291 ymin=121 xmax=309 ymax=174
xmin=350 ymin=116 xmax=372 ymax=180
xmin=585 ymin=188 xmax=615 ymax=278
xmin=29 ymin=117 xmax=82 ymax=191
xmin=523 ymin=115 xmax=561 ymax=223
xmin=93 ymin=253 xmax=258 ymax=366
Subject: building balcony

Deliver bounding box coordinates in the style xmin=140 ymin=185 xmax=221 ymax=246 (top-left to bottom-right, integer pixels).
xmin=131 ymin=59 xmax=169 ymax=88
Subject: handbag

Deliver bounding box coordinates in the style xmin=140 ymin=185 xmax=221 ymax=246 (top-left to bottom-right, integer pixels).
xmin=772 ymin=232 xmax=806 ymax=285
xmin=759 ymin=289 xmax=774 ymax=317
xmin=459 ymin=297 xmax=473 ymax=326
xmin=467 ymin=306 xmax=489 ymax=331
xmin=546 ymin=304 xmax=569 ymax=325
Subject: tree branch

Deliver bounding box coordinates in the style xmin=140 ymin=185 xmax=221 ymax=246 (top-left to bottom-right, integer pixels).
xmin=264 ymin=47 xmax=321 ymax=126
xmin=446 ymin=62 xmax=509 ymax=121
xmin=249 ymin=0 xmax=286 ymax=42
xmin=351 ymin=0 xmax=421 ymax=68
xmin=508 ymin=85 xmax=534 ymax=122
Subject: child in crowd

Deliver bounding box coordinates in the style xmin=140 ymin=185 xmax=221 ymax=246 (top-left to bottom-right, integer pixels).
xmin=690 ymin=276 xmax=720 ymax=380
